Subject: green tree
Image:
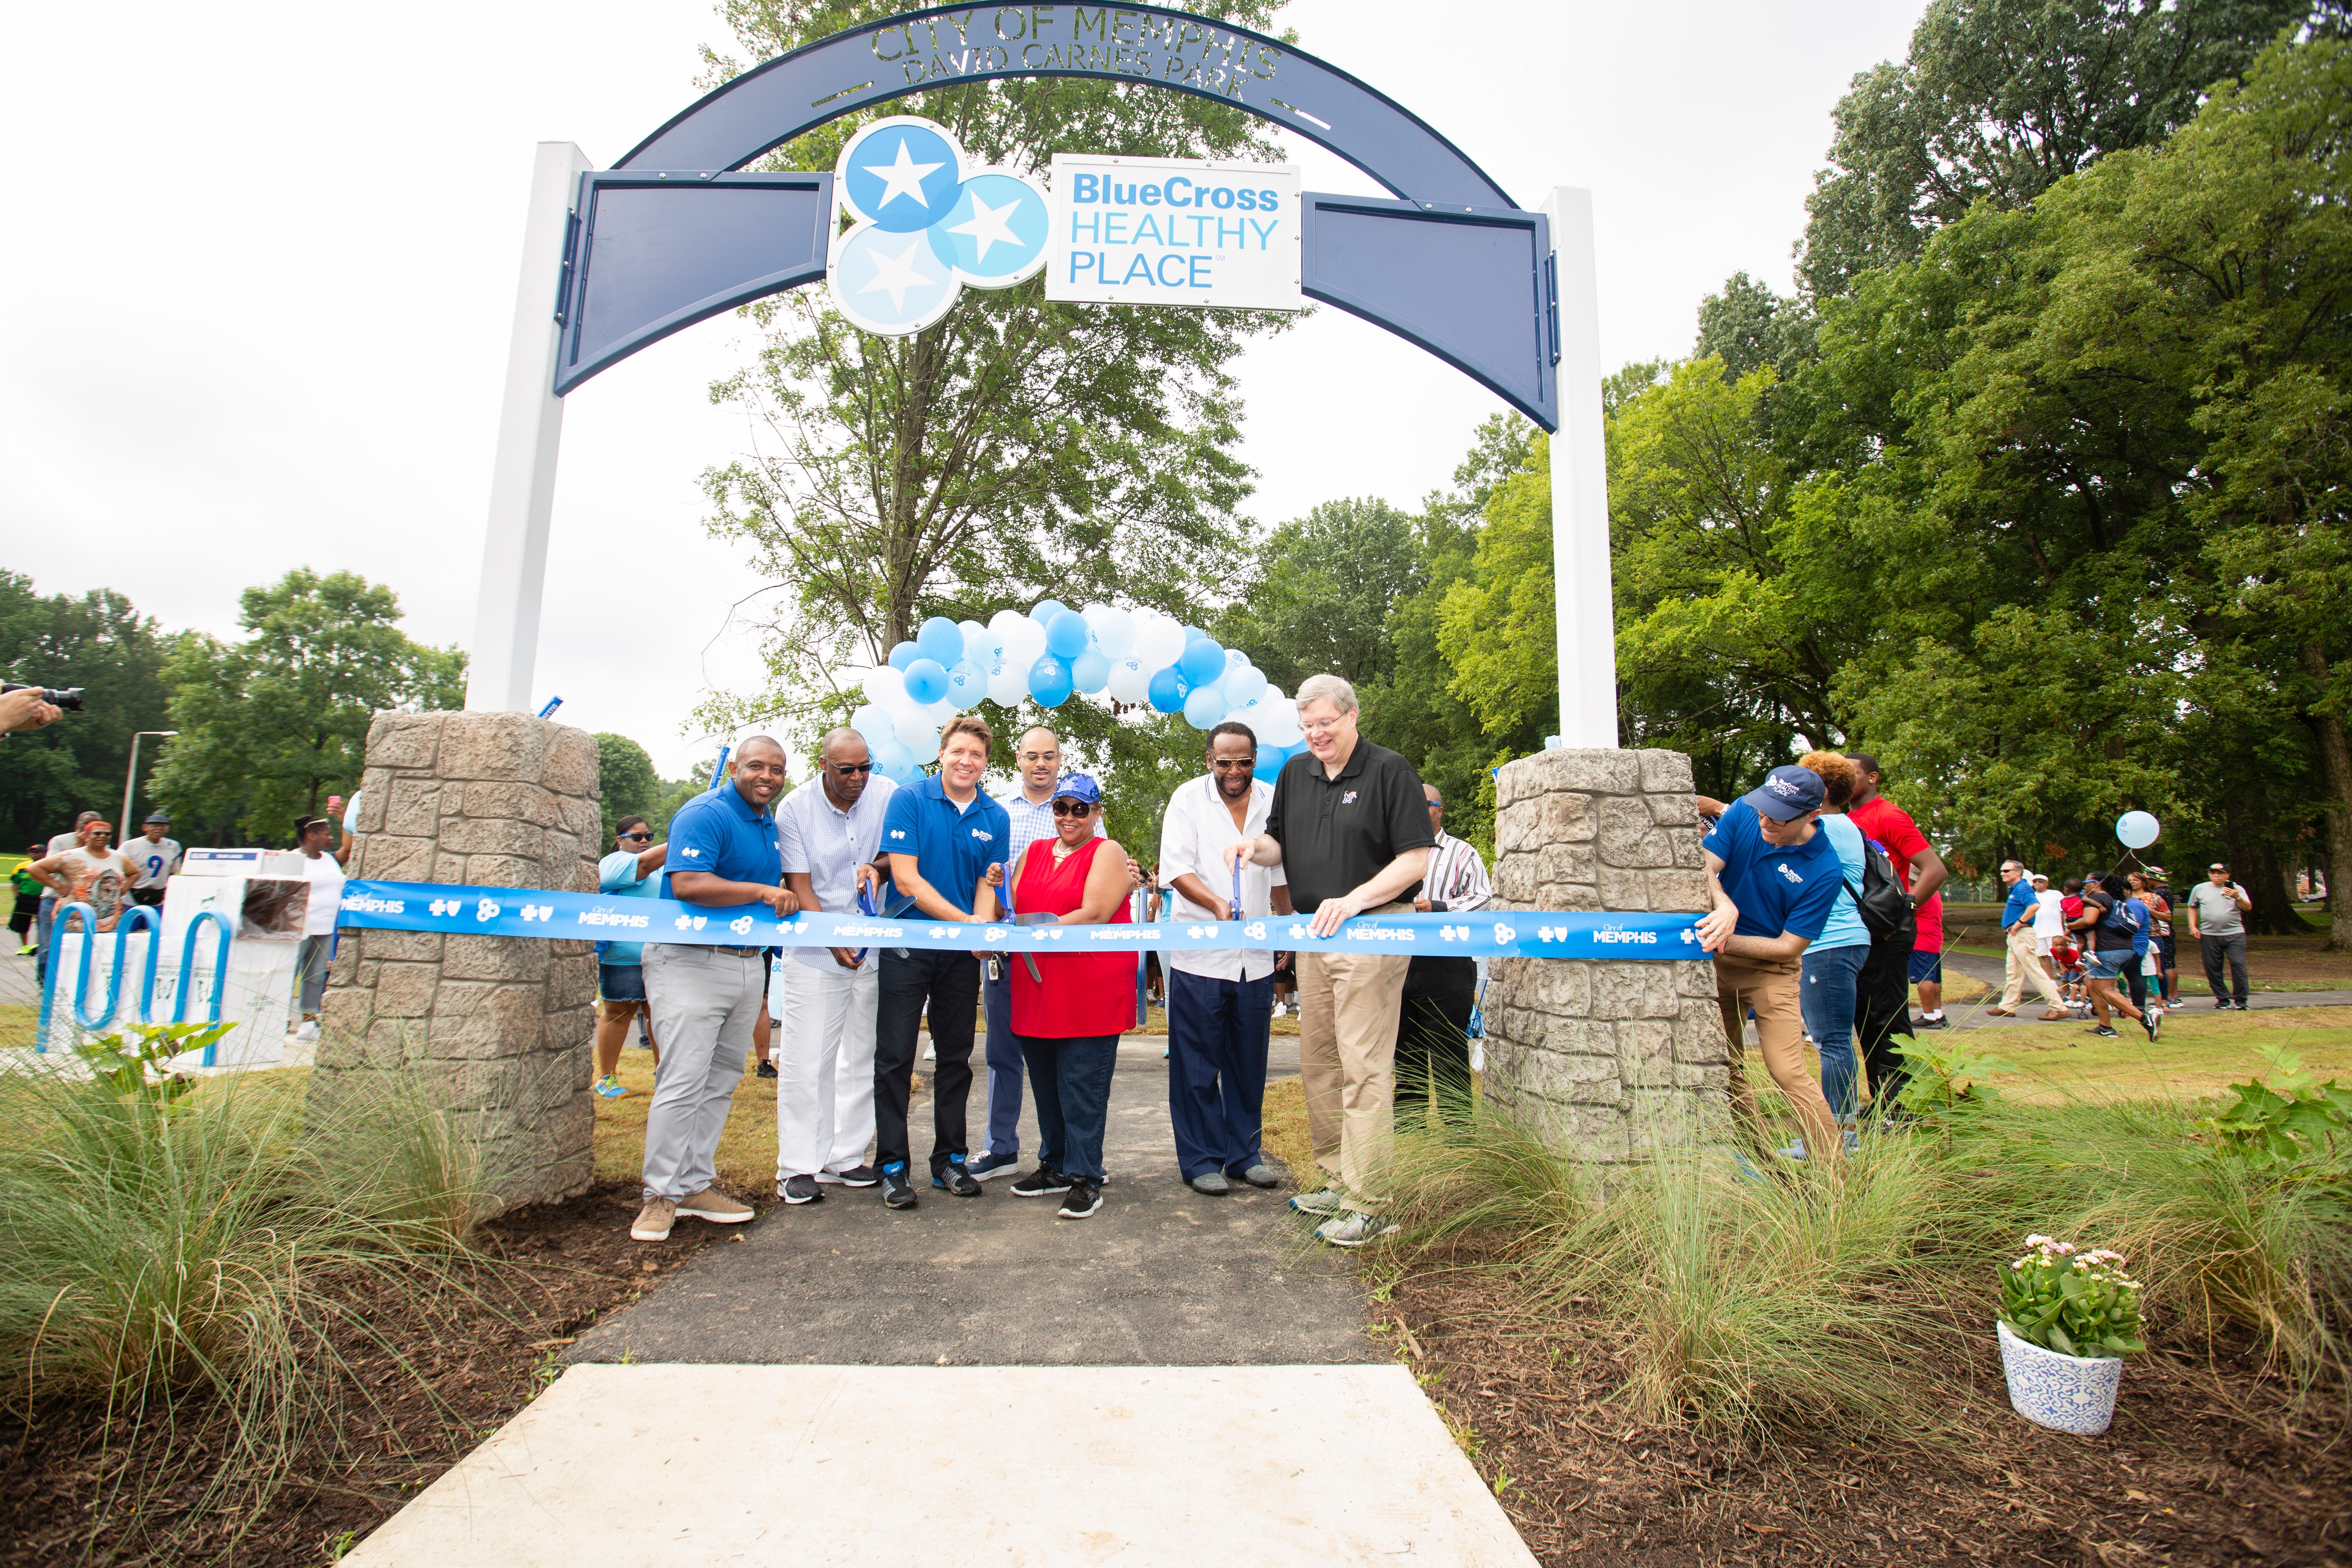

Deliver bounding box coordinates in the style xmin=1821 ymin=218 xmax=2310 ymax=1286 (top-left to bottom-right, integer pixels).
xmin=1436 ymin=433 xmax=1560 ymax=763
xmin=153 ymin=571 xmax=465 ymax=845
xmin=1212 ymin=498 xmax=1422 ymax=693
xmin=0 ymin=573 xmax=175 ymax=850
xmin=594 ymin=734 xmax=668 ymax=844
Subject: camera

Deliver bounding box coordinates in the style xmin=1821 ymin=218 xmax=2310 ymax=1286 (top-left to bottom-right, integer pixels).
xmin=1 ymin=684 xmax=84 ymax=711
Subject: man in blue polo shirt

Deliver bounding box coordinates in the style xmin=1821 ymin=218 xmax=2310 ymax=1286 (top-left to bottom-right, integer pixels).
xmin=631 ymin=736 xmax=801 ymax=1243
xmin=1696 ymin=764 xmax=1844 ymax=1169
xmin=872 ymin=713 xmax=1012 ymax=1210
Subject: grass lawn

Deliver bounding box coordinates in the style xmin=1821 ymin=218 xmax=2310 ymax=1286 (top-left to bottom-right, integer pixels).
xmin=589 ymin=1049 xmax=779 ymax=1194
xmin=1944 ymin=900 xmax=2351 ymax=989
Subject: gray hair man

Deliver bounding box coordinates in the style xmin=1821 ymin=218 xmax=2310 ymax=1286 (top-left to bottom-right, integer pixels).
xmin=1223 ymin=673 xmax=1433 ymax=1248
xmin=1988 ymin=858 xmax=2066 ymax=1020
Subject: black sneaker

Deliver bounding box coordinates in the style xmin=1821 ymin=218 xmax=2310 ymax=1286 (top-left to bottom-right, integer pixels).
xmin=820 ymin=1164 xmax=881 ymax=1188
xmin=2214 ymin=999 xmax=2232 ymax=1009
xmin=2085 ymin=1025 xmax=2119 ymax=1038
xmin=1918 ymin=1013 xmax=1950 ymax=1030
xmin=933 ymin=1158 xmax=982 ymax=1197
xmin=2141 ymin=1009 xmax=2161 ymax=1042
xmin=756 ymin=1060 xmax=778 ymax=1080
xmin=1057 ymin=1179 xmax=1104 ymax=1219
xmin=781 ymin=1173 xmax=823 ymax=1205
xmin=881 ymin=1167 xmax=919 ymax=1209
xmin=1010 ymin=1163 xmax=1071 ymax=1198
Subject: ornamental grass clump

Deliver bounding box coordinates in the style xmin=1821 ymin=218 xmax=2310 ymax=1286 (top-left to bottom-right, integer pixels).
xmin=1999 ymin=1236 xmax=2146 ymax=1359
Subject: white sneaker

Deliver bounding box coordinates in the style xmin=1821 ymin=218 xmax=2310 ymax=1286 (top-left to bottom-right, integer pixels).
xmin=292 ymin=1020 xmax=321 ymax=1044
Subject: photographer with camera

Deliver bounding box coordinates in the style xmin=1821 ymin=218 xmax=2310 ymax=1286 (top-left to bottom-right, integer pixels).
xmin=0 ymin=684 xmax=78 ymax=735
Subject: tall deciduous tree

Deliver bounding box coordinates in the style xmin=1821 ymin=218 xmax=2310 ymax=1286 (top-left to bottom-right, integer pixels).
xmin=0 ymin=573 xmax=176 ymax=850
xmin=153 ymin=570 xmax=464 ymax=845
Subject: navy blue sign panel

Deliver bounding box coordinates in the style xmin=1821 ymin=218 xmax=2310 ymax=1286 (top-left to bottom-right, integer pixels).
xmin=1301 ymin=197 xmax=1555 ymax=429
xmin=555 ymin=171 xmax=832 ymax=395
xmin=619 ymin=4 xmax=1514 ymax=212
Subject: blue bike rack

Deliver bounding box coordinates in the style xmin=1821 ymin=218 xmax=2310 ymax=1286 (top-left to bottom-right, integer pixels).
xmin=37 ymin=906 xmax=235 ymax=1062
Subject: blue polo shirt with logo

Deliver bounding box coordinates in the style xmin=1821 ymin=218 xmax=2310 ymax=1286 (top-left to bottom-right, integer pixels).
xmin=1702 ymin=799 xmax=1840 ymax=944
xmin=659 ymin=784 xmax=781 ymax=903
xmin=878 ymin=775 xmax=1012 ymax=918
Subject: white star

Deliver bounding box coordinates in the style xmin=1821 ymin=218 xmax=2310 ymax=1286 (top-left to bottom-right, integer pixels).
xmin=946 ymin=191 xmax=1022 ymax=262
xmin=859 ymin=237 xmax=939 ymax=313
xmin=863 ymin=138 xmax=944 ymax=209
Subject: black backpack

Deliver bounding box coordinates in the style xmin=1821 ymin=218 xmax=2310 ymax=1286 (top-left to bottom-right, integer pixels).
xmin=1846 ymin=837 xmax=1917 ymax=945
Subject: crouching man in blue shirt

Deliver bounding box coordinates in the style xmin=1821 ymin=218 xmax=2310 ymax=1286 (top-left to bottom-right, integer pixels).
xmin=1694 ymin=765 xmax=1845 ymax=1170
xmin=873 ymin=714 xmax=1012 ymax=1210
xmin=631 ymin=736 xmax=801 ymax=1241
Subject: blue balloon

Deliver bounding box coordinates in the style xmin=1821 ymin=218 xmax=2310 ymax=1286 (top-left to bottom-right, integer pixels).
xmin=902 ymin=657 xmax=949 ymax=705
xmin=1254 ymin=741 xmax=1292 ymax=777
xmin=1045 ymin=609 xmax=1090 ymax=659
xmin=888 ymin=640 xmax=921 ymax=670
xmin=1178 ymin=624 xmax=1207 ymax=645
xmin=1032 ymin=598 xmax=1070 ymax=624
xmin=945 ymin=659 xmax=986 ymax=706
xmin=1223 ymin=664 xmax=1267 ymax=707
xmin=1029 ymin=653 xmax=1074 ymax=708
xmin=1182 ymin=686 xmax=1227 ymax=729
xmin=917 ymin=615 xmax=964 ymax=667
xmin=2116 ymin=810 xmax=2160 ymax=850
xmin=1177 ymin=637 xmax=1225 ymax=686
xmin=1071 ymin=648 xmax=1111 ymax=693
xmin=1147 ymin=664 xmax=1190 ymax=714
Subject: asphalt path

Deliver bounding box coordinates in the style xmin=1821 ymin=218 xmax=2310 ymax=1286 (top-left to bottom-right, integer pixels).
xmin=1930 ymin=947 xmax=2352 ymax=1024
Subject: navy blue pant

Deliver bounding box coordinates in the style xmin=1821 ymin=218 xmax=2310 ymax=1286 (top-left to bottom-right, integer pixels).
xmin=980 ymin=962 xmax=1025 ymax=1157
xmin=1166 ymin=968 xmax=1272 ymax=1179
xmin=1017 ymin=1031 xmax=1119 ymax=1183
xmin=874 ymin=947 xmax=979 ymax=1176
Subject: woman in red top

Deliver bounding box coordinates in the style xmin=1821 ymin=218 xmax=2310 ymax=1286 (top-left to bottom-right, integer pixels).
xmin=1005 ymin=773 xmax=1135 ymax=1220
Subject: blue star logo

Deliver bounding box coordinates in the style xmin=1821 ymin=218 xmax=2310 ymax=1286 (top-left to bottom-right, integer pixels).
xmin=829 ymin=116 xmax=1049 ymax=338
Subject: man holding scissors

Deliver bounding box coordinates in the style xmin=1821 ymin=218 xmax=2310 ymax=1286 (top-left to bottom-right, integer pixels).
xmin=1158 ymin=722 xmax=1293 ymax=1194
xmin=771 ymin=727 xmax=897 ymax=1204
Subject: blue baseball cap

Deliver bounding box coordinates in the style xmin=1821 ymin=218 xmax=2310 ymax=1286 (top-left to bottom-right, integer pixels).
xmin=1052 ymin=772 xmax=1102 ymax=806
xmin=1743 ymin=765 xmax=1826 ymax=822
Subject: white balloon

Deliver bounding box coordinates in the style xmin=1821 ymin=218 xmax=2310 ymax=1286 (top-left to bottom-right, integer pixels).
xmin=1007 ymin=617 xmax=1049 ymax=664
xmin=849 ymin=702 xmax=893 ymax=741
xmin=1095 ymin=609 xmax=1137 ymax=659
xmin=1136 ymin=613 xmax=1187 ymax=668
xmin=987 ymin=665 xmax=1027 ymax=706
xmin=862 ymin=665 xmax=905 ymax=705
xmin=893 ymin=704 xmax=937 ymax=753
xmin=988 ymin=608 xmax=1027 ymax=637
xmin=1105 ymin=656 xmax=1150 ymax=703
xmin=923 ymin=695 xmax=958 ymax=726
xmin=1224 ymin=647 xmax=1249 ymax=674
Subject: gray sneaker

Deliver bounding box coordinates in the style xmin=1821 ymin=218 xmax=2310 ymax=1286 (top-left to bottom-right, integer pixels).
xmin=1237 ymin=1164 xmax=1281 ymax=1189
xmin=1316 ymin=1210 xmax=1399 ymax=1248
xmin=780 ymin=1174 xmax=823 ymax=1205
xmin=1188 ymin=1172 xmax=1230 ymax=1195
xmin=1288 ymin=1185 xmax=1347 ymax=1216
xmin=630 ymin=1195 xmax=678 ymax=1241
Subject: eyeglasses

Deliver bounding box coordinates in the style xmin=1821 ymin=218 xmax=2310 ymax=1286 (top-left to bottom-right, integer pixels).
xmin=617 ymin=832 xmax=651 ymax=842
xmin=1018 ymin=750 xmax=1060 ymax=764
xmin=1300 ymin=717 xmax=1342 ymax=733
xmin=829 ymin=761 xmax=875 ymax=775
xmin=1051 ymin=800 xmax=1094 ymax=817
xmin=1209 ymin=757 xmax=1256 ymax=769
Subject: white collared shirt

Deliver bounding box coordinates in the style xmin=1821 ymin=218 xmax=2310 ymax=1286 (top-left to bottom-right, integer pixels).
xmin=776 ymin=772 xmax=898 ymax=971
xmin=1157 ymin=774 xmax=1287 ymax=982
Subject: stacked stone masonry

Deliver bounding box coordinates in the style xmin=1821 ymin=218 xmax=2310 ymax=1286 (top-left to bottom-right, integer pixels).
xmin=1479 ymin=747 xmax=1732 ymax=1167
xmin=312 ymin=710 xmax=601 ymax=1212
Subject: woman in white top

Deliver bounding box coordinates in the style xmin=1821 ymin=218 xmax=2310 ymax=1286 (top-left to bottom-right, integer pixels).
xmin=293 ymin=813 xmax=354 ymax=1043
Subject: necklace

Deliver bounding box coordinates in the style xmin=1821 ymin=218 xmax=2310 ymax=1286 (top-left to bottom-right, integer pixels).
xmin=1051 ymin=839 xmax=1080 ymax=864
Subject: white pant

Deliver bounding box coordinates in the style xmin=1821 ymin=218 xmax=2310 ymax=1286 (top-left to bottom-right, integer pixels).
xmin=772 ymin=958 xmax=880 ymax=1183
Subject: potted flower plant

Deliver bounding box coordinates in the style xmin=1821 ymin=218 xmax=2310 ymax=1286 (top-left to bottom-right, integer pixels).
xmin=1994 ymin=1235 xmax=2145 ymax=1435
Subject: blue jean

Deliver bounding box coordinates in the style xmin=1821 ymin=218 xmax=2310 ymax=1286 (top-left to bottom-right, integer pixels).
xmin=34 ymin=894 xmax=57 ymax=981
xmin=1166 ymin=968 xmax=1273 ymax=1178
xmin=1800 ymin=942 xmax=1868 ymax=1118
xmin=980 ymin=962 xmax=1025 ymax=1157
xmin=1016 ymin=1031 xmax=1119 ymax=1183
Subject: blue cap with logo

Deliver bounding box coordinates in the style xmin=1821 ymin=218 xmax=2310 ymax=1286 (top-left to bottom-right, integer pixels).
xmin=1052 ymin=772 xmax=1103 ymax=806
xmin=1743 ymin=765 xmax=1826 ymax=822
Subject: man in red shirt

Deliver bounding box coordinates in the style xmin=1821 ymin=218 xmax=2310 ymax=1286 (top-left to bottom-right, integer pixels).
xmin=1846 ymin=755 xmax=1951 ymax=1027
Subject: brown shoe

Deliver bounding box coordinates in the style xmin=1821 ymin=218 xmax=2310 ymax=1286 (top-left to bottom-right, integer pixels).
xmin=2036 ymin=1009 xmax=2070 ymax=1022
xmin=631 ymin=1196 xmax=678 ymax=1241
xmin=1985 ymin=1007 xmax=2016 ymax=1017
xmin=677 ymin=1186 xmax=754 ymax=1224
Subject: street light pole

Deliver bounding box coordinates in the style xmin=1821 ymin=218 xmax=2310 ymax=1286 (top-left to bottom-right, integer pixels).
xmin=121 ymin=731 xmax=177 ymax=837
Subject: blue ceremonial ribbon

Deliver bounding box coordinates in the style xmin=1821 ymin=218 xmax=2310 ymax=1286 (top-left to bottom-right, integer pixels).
xmin=335 ymin=879 xmax=1706 ymax=961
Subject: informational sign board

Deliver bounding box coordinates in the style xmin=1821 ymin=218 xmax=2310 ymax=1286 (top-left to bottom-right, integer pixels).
xmin=1045 ymin=154 xmax=1301 ymax=310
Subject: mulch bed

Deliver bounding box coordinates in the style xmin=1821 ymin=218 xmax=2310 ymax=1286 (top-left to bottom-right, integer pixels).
xmin=1386 ymin=1263 xmax=2352 ymax=1566
xmin=0 ymin=1179 xmax=754 ymax=1568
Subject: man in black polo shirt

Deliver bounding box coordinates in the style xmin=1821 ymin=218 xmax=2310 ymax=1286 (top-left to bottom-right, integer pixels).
xmin=1225 ymin=673 xmax=1433 ymax=1247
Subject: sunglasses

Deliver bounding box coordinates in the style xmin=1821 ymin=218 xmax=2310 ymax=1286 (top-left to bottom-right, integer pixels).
xmin=617 ymin=832 xmax=651 ymax=842
xmin=829 ymin=761 xmax=875 ymax=775
xmin=1051 ymin=800 xmax=1095 ymax=817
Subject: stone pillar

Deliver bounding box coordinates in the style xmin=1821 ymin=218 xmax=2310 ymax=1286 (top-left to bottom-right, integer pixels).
xmin=1479 ymin=747 xmax=1730 ymax=1173
xmin=312 ymin=710 xmax=601 ymax=1211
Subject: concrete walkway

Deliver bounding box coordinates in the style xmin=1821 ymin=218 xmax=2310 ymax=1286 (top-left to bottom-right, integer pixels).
xmin=1931 ymin=948 xmax=2352 ymax=1025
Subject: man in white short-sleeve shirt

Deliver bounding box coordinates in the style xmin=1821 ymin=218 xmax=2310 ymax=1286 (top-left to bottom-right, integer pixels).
xmin=770 ymin=727 xmax=898 ymax=1202
xmin=292 ymin=815 xmax=352 ymax=1045
xmin=1157 ymin=721 xmax=1292 ymax=1195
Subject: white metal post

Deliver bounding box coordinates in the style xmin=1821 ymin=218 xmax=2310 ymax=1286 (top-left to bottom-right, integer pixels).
xmin=1542 ymin=187 xmax=1620 ymax=749
xmin=465 ymin=141 xmax=593 ymax=713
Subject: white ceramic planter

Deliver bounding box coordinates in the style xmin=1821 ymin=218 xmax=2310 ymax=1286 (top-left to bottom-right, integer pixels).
xmin=1996 ymin=1319 xmax=2123 ymax=1435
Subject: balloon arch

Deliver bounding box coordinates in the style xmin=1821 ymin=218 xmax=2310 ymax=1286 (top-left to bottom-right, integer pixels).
xmin=852 ymin=602 xmax=1296 ymax=785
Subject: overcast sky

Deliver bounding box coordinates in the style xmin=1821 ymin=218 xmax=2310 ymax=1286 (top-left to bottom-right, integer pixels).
xmin=2 ymin=0 xmax=1924 ymax=780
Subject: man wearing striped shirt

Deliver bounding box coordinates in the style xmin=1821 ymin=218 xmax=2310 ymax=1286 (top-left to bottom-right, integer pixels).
xmin=1396 ymin=784 xmax=1490 ymax=1128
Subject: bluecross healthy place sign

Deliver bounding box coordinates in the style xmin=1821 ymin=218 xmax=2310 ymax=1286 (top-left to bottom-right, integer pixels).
xmin=1046 ymin=154 xmax=1301 ymax=309
xmin=865 ymin=7 xmax=1281 ymax=97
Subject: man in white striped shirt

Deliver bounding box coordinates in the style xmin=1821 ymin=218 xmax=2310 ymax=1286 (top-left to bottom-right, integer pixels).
xmin=1396 ymin=784 xmax=1490 ymax=1128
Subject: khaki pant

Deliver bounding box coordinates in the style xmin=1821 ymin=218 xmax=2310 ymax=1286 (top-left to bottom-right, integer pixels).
xmin=1716 ymin=952 xmax=1841 ymax=1165
xmin=1999 ymin=921 xmax=2062 ymax=1011
xmin=1296 ymin=909 xmax=1412 ymax=1213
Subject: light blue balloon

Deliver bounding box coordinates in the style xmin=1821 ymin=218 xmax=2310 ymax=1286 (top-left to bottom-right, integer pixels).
xmin=850 ymin=702 xmax=893 ymax=741
xmin=1223 ymin=664 xmax=1267 ymax=706
xmin=945 ymin=659 xmax=986 ymax=707
xmin=1183 ymin=686 xmax=1228 ymax=729
xmin=903 ymin=657 xmax=949 ymax=705
xmin=1178 ymin=624 xmax=1207 ymax=645
xmin=1071 ymin=648 xmax=1111 ymax=693
xmin=1032 ymin=598 xmax=1070 ymax=624
xmin=1177 ymin=637 xmax=1225 ymax=686
xmin=1147 ymin=664 xmax=1189 ymax=714
xmin=1045 ymin=609 xmax=1090 ymax=659
xmin=1029 ymin=653 xmax=1074 ymax=708
xmin=1253 ymin=741 xmax=1291 ymax=778
xmin=871 ymin=735 xmax=915 ymax=777
xmin=888 ymin=640 xmax=920 ymax=671
xmin=2116 ymin=810 xmax=2160 ymax=850
xmin=917 ymin=616 xmax=964 ymax=667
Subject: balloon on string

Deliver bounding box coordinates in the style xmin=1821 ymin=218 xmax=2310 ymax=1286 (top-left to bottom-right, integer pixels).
xmin=870 ymin=734 xmax=915 ymax=774
xmin=850 ymin=702 xmax=893 ymax=742
xmin=946 ymin=659 xmax=986 ymax=707
xmin=1029 ymin=653 xmax=1074 ymax=708
xmin=1134 ymin=613 xmax=1186 ymax=669
xmin=1224 ymin=648 xmax=1249 ymax=675
xmin=1045 ymin=610 xmax=1090 ymax=659
xmin=1223 ymin=664 xmax=1267 ymax=707
xmin=917 ymin=617 xmax=963 ymax=667
xmin=1005 ymin=615 xmax=1049 ymax=664
xmin=2116 ymin=811 xmax=2160 ymax=850
xmin=986 ymin=662 xmax=1026 ymax=706
xmin=1147 ymin=664 xmax=1190 ymax=714
xmin=862 ymin=665 xmax=906 ymax=706
xmin=1032 ymin=598 xmax=1070 ymax=624
xmin=1177 ymin=637 xmax=1225 ymax=686
xmin=892 ymin=704 xmax=936 ymax=753
xmin=902 ymin=658 xmax=949 ymax=705
xmin=1183 ymin=686 xmax=1227 ymax=729
xmin=888 ymin=641 xmax=920 ymax=671
xmin=1071 ymin=648 xmax=1111 ymax=693
xmin=1179 ymin=625 xmax=1206 ymax=644
xmin=958 ymin=619 xmax=993 ymax=663
xmin=1094 ymin=609 xmax=1136 ymax=659
xmin=1105 ymin=656 xmax=1151 ymax=704
xmin=1257 ymin=688 xmax=1302 ymax=745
